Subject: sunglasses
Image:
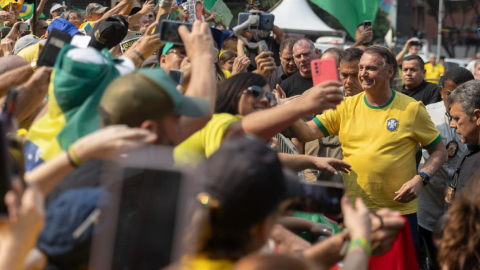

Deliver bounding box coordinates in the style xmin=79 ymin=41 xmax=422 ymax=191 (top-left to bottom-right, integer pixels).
xmin=245 ymin=85 xmax=276 ymax=106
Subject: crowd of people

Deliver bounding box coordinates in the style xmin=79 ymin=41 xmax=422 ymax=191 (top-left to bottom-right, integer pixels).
xmin=0 ymin=0 xmax=480 ymax=269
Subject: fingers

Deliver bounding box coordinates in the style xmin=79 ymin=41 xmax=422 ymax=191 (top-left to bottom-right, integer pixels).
xmin=324 ymin=164 xmax=337 ymax=175
xmin=145 ymin=21 xmax=158 ymax=36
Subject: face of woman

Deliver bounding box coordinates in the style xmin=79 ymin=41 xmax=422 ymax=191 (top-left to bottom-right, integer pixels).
xmin=68 ymin=13 xmax=81 ymax=28
xmin=237 ymin=84 xmax=272 ymax=116
xmin=221 ymin=57 xmax=235 ymax=72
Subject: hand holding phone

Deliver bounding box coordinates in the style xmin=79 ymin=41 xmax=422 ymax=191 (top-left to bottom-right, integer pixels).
xmin=19 ymin=23 xmax=30 ymax=33
xmin=363 ymin=20 xmax=372 ymax=29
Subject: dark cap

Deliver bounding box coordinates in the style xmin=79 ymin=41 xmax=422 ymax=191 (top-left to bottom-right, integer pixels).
xmin=99 ymin=68 xmax=210 ymax=127
xmin=88 ymin=14 xmax=128 ymax=50
xmin=85 ymin=2 xmax=108 ymax=16
xmin=202 ymin=137 xmax=301 ymax=226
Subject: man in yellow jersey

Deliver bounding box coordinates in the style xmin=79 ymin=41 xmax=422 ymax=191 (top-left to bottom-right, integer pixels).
xmin=290 ymin=46 xmax=447 ymax=254
xmin=424 ymin=54 xmax=444 ymax=84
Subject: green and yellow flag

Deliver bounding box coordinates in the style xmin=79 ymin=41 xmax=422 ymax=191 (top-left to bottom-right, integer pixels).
xmin=18 ymin=3 xmax=33 ymax=19
xmin=24 ymin=45 xmax=122 ymax=172
xmin=310 ymin=0 xmax=382 ymax=39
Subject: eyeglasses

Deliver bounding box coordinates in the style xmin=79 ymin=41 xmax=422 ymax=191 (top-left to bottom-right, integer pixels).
xmin=445 ymin=111 xmax=452 ymax=123
xmin=244 ymin=85 xmax=276 ymax=106
xmin=167 ymin=48 xmax=186 ymax=58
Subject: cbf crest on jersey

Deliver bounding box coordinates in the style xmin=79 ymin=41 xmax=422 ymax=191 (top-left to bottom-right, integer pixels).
xmin=387 ymin=118 xmax=398 ymax=131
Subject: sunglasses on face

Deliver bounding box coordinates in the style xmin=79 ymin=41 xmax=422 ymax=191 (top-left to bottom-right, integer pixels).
xmin=245 ymin=85 xmax=276 ymax=106
xmin=167 ymin=48 xmax=186 ymax=57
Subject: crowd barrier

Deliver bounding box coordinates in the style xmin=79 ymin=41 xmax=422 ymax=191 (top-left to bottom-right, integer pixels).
xmin=275 ymin=133 xmax=306 ymax=181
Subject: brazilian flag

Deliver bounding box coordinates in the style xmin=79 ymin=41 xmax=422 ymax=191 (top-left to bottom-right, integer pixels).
xmin=24 ymin=45 xmax=122 ymax=172
xmin=18 ymin=3 xmax=33 ymax=19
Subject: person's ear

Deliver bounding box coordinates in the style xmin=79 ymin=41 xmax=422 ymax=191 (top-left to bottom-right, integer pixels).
xmin=439 ymin=86 xmax=445 ymax=99
xmin=474 ymin=109 xmax=480 ymax=126
xmin=160 ymin=54 xmax=167 ymax=66
xmin=423 ymin=68 xmax=426 ymax=76
xmin=140 ymin=120 xmax=159 ymax=134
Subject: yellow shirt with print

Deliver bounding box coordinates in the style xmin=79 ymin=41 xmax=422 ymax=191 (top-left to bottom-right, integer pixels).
xmin=174 ymin=113 xmax=243 ymax=166
xmin=314 ymin=90 xmax=441 ymax=215
xmin=424 ymin=63 xmax=444 ymax=84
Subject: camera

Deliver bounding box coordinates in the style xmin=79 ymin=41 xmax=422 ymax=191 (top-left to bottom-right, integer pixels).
xmin=237 ymin=12 xmax=274 ymax=31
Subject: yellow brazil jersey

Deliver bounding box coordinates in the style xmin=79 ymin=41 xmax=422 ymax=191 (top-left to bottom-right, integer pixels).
xmin=181 ymin=254 xmax=234 ymax=270
xmin=315 ymin=90 xmax=441 ymax=215
xmin=174 ymin=113 xmax=243 ymax=167
xmin=424 ymin=63 xmax=444 ymax=84
xmin=79 ymin=21 xmax=93 ymax=33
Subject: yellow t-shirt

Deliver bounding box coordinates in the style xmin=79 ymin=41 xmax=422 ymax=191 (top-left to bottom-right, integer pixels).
xmin=424 ymin=63 xmax=444 ymax=84
xmin=79 ymin=21 xmax=93 ymax=33
xmin=17 ymin=43 xmax=43 ymax=64
xmin=223 ymin=69 xmax=231 ymax=78
xmin=174 ymin=113 xmax=243 ymax=166
xmin=181 ymin=254 xmax=234 ymax=270
xmin=315 ymin=90 xmax=441 ymax=215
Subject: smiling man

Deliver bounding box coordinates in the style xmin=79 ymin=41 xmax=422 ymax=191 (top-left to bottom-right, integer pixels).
xmin=447 ymin=80 xmax=480 ymax=193
xmin=290 ymin=46 xmax=447 ymax=253
xmin=399 ymin=55 xmax=441 ymax=106
xmin=280 ymin=38 xmax=320 ymax=97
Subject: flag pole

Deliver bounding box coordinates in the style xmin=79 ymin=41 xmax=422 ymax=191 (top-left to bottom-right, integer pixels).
xmin=436 ymin=0 xmax=443 ymax=59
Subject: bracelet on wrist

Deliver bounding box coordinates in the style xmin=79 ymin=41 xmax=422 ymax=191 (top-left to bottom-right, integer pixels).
xmin=67 ymin=145 xmax=83 ymax=168
xmin=348 ymin=237 xmax=371 ymax=257
xmin=133 ymin=50 xmax=146 ymax=61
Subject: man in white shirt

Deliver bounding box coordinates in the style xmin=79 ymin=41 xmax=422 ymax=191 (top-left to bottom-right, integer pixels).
xmin=417 ymin=67 xmax=474 ymax=270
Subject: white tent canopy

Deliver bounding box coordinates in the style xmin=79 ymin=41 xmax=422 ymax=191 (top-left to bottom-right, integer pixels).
xmin=270 ymin=0 xmax=338 ymax=35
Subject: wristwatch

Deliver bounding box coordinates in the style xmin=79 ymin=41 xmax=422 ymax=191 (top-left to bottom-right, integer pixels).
xmin=417 ymin=171 xmax=430 ymax=186
xmin=158 ymin=0 xmax=173 ymax=8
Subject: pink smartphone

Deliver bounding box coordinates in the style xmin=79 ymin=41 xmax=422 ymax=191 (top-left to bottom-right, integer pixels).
xmin=311 ymin=58 xmax=339 ymax=86
xmin=311 ymin=58 xmax=341 ymax=104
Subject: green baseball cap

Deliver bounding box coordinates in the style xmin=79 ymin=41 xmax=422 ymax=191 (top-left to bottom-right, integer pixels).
xmin=99 ymin=68 xmax=210 ymax=127
xmin=161 ymin=42 xmax=176 ymax=55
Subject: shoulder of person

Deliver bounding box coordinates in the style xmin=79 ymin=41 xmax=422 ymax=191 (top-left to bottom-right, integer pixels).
xmin=424 ymin=81 xmax=440 ymax=91
xmin=425 ymin=101 xmax=444 ymax=111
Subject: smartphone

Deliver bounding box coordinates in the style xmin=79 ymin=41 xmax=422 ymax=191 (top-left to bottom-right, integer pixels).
xmin=311 ymin=58 xmax=340 ymax=86
xmin=238 ymin=12 xmax=275 ymax=31
xmin=363 ymin=20 xmax=372 ymax=29
xmin=159 ymin=20 xmax=193 ymax=46
xmin=152 ymin=13 xmax=171 ymax=39
xmin=37 ymin=28 xmax=72 ymax=67
xmin=122 ymin=31 xmax=143 ymax=42
xmin=169 ymin=69 xmax=184 ymax=86
xmin=7 ymin=2 xmax=12 ymax=12
xmin=477 ymin=28 xmax=480 ymax=38
xmin=288 ymin=181 xmax=344 ymax=219
xmin=19 ymin=23 xmax=30 ymax=33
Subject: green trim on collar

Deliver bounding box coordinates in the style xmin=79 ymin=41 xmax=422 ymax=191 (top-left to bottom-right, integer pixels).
xmin=423 ymin=134 xmax=442 ymax=149
xmin=313 ymin=118 xmax=330 ymax=137
xmin=364 ymin=89 xmax=396 ymax=109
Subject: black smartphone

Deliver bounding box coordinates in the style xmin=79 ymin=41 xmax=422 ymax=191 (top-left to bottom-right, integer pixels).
xmin=169 ymin=69 xmax=184 ymax=86
xmin=363 ymin=20 xmax=371 ymax=29
xmin=159 ymin=20 xmax=193 ymax=46
xmin=238 ymin=12 xmax=275 ymax=31
xmin=153 ymin=13 xmax=171 ymax=39
xmin=37 ymin=28 xmax=72 ymax=67
xmin=288 ymin=181 xmax=345 ymax=219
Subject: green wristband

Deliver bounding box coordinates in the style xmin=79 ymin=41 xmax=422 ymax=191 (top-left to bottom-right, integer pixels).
xmin=348 ymin=237 xmax=371 ymax=257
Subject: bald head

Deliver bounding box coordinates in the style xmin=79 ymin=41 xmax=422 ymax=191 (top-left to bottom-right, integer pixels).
xmin=0 ymin=56 xmax=29 ymax=75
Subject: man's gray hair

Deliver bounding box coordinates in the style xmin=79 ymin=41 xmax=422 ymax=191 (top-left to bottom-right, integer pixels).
xmin=293 ymin=38 xmax=316 ymax=52
xmin=363 ymin=45 xmax=397 ymax=84
xmin=448 ymin=80 xmax=480 ymax=117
